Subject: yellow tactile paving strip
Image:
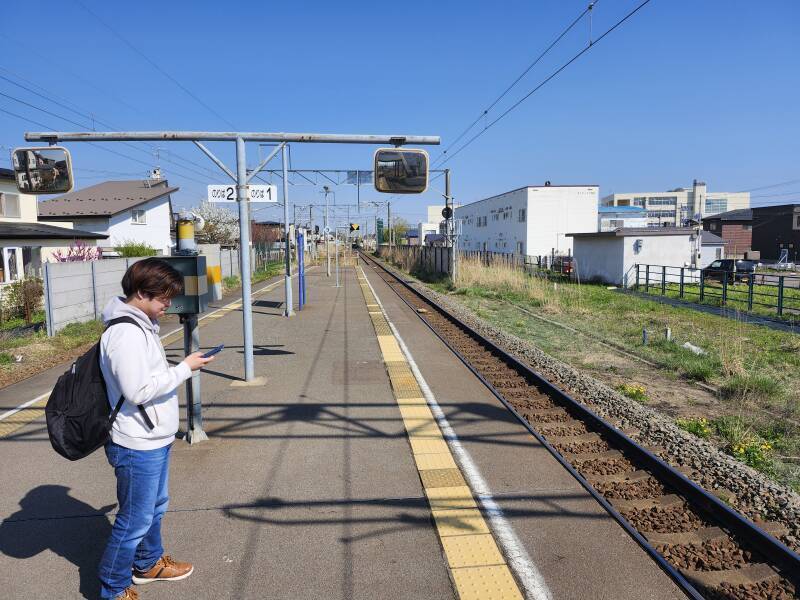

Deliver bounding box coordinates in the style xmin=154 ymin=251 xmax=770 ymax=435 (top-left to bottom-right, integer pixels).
xmin=355 ymin=265 xmax=523 ymax=600
xmin=0 ymin=273 xmax=302 ymax=440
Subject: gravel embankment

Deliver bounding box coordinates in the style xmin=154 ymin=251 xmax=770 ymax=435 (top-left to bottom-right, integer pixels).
xmin=377 ymin=260 xmax=800 ymax=550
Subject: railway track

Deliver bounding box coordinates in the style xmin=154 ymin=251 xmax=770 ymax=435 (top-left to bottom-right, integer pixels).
xmin=360 ymin=252 xmax=800 ymax=600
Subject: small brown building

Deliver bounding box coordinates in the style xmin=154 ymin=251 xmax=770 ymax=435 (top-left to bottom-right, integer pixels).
xmin=251 ymin=220 xmax=282 ymax=244
xmin=751 ymin=204 xmax=800 ymax=262
xmin=701 ymin=208 xmax=752 ymax=258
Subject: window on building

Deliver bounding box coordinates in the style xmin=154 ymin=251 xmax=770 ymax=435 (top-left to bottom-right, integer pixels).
xmin=794 ymin=215 xmax=800 ymax=231
xmin=131 ymin=208 xmax=147 ymax=224
xmin=647 ymin=210 xmax=676 ymax=219
xmin=503 ymin=210 xmax=509 ymax=220
xmin=0 ymin=193 xmax=21 ymax=218
xmin=715 ymin=248 xmax=722 ymax=259
xmin=518 ymin=209 xmax=526 ymax=222
xmin=744 ymin=224 xmax=752 ymax=231
xmin=492 ymin=213 xmax=499 ymax=221
xmin=516 ymin=241 xmax=524 ymax=255
xmin=609 ymin=219 xmax=624 ymax=228
xmin=648 ymin=196 xmax=678 ymax=206
xmin=633 ymin=197 xmax=646 ymax=207
xmin=705 ymin=198 xmax=728 ymax=213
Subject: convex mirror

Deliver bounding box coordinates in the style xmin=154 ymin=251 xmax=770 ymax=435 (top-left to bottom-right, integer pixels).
xmin=11 ymin=146 xmax=74 ymax=194
xmin=373 ymin=148 xmax=429 ymax=194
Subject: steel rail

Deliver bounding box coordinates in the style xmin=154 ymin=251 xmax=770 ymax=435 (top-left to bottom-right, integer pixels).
xmin=361 ymin=252 xmax=800 ymax=598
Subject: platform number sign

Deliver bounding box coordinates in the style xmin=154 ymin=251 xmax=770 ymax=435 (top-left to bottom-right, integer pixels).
xmin=207 ymin=184 xmax=277 ymax=203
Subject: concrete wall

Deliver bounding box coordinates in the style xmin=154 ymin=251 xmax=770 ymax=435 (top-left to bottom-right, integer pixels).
xmin=699 ymin=243 xmax=725 ymax=268
xmin=572 ymin=237 xmax=626 ymax=285
xmin=527 ymin=186 xmax=598 ymax=256
xmin=622 ymin=233 xmax=694 ymax=287
xmin=42 ymin=258 xmax=144 ymax=335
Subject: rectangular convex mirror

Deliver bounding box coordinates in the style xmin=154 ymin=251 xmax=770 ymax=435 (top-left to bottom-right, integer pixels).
xmin=373 ymin=148 xmax=429 ymax=194
xmin=11 ymin=146 xmax=74 ymax=194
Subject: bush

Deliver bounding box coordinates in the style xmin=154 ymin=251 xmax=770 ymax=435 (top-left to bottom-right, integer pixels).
xmin=617 ymin=383 xmax=648 ymax=403
xmin=0 ymin=352 xmax=12 ymax=365
xmin=2 ymin=278 xmax=44 ymax=325
xmin=223 ymin=275 xmax=240 ymax=291
xmin=114 ymin=240 xmax=157 ymax=257
xmin=712 ymin=415 xmax=775 ymax=474
xmin=676 ymin=417 xmax=712 ymax=439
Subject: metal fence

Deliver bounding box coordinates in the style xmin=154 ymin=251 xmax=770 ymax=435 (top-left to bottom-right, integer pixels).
xmin=378 ymin=245 xmax=452 ymax=275
xmin=634 ymin=264 xmax=800 ymax=319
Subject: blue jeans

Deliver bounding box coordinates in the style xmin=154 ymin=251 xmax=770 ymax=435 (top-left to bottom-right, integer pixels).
xmin=98 ymin=441 xmax=172 ymax=598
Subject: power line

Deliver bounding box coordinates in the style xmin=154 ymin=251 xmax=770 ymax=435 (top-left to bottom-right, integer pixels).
xmin=433 ymin=2 xmax=598 ymax=166
xmin=436 ymin=0 xmax=654 ymax=170
xmin=0 ymin=105 xmax=209 ymax=187
xmin=744 ymin=179 xmax=800 ymax=193
xmin=0 ymin=68 xmax=221 ymax=178
xmin=72 ymin=0 xmax=238 ymax=130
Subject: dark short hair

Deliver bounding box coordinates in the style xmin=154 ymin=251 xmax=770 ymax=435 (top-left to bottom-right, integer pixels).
xmin=122 ymin=258 xmax=183 ymax=300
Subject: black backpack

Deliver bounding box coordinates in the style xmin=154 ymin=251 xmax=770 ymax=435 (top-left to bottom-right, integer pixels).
xmin=46 ymin=316 xmax=154 ymax=461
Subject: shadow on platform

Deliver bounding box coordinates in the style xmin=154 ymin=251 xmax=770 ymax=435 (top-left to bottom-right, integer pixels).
xmin=0 ymin=485 xmax=115 ymax=599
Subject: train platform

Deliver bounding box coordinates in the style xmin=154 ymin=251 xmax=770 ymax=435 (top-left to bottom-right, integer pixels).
xmin=0 ymin=263 xmax=686 ymax=599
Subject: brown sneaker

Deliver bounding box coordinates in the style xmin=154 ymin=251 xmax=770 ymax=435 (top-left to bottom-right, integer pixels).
xmin=115 ymin=588 xmax=139 ymax=600
xmin=132 ymin=555 xmax=194 ymax=585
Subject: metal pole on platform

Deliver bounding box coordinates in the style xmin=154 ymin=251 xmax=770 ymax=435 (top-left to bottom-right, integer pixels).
xmin=335 ymin=232 xmax=340 ymax=287
xmin=183 ymin=315 xmax=208 ymax=443
xmin=324 ymin=186 xmax=331 ymax=277
xmin=282 ymin=144 xmax=294 ymax=316
xmin=235 ymin=137 xmax=255 ymax=381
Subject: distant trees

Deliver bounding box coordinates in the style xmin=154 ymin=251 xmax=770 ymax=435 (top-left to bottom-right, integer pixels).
xmin=51 ymin=241 xmax=102 ymax=262
xmin=190 ymin=202 xmax=239 ymax=246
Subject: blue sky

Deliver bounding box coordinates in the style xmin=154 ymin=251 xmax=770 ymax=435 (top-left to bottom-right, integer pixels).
xmin=2 ymin=0 xmax=798 ymax=227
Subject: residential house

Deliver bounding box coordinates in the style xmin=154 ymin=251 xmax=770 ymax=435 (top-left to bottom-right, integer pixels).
xmin=38 ymin=178 xmax=177 ymax=255
xmin=0 ymin=168 xmax=106 ymax=283
xmin=750 ymin=204 xmax=800 ymax=262
xmin=700 ymin=230 xmax=726 ymax=267
xmin=701 ymin=208 xmax=752 ymax=258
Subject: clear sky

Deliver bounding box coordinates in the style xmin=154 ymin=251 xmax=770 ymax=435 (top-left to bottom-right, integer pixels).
xmin=2 ymin=0 xmax=798 ymax=228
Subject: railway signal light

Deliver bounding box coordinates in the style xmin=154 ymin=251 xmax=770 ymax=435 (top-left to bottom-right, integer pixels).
xmin=350 ymin=223 xmax=360 ymax=232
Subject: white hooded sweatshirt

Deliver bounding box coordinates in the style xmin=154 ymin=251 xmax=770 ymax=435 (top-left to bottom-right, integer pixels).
xmin=99 ymin=297 xmax=192 ymax=450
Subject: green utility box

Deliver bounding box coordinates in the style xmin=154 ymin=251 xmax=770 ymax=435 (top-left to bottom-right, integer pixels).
xmin=161 ymin=255 xmax=209 ymax=315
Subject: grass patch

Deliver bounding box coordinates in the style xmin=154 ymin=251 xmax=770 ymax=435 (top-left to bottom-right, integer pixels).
xmin=0 ymin=311 xmax=45 ymax=331
xmin=713 ymin=415 xmax=776 ymax=475
xmin=0 ymin=352 xmax=12 ymax=365
xmin=720 ymin=373 xmax=784 ymax=403
xmin=53 ymin=320 xmax=105 ymax=351
xmin=252 ymin=261 xmax=283 ymax=284
xmin=223 ymin=275 xmax=240 ymax=292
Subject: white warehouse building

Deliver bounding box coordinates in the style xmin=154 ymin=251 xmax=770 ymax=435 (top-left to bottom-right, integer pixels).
xmin=455 ymin=184 xmax=599 ymax=257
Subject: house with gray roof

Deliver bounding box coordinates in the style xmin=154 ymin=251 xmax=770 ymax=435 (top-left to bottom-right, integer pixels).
xmin=0 ymin=168 xmax=106 ymax=283
xmin=38 ymin=177 xmax=177 ymax=255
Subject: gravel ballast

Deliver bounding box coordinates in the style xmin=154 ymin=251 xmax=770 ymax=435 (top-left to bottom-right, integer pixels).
xmin=374 ymin=259 xmax=800 ymax=550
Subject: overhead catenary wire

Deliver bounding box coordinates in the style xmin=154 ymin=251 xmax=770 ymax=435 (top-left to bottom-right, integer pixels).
xmin=0 ymin=69 xmax=221 ymax=178
xmin=432 ymin=1 xmax=599 ymax=166
xmin=72 ymin=0 xmax=238 ymax=130
xmin=0 ymin=105 xmax=209 ymax=188
xmin=434 ymin=0 xmax=655 ymax=173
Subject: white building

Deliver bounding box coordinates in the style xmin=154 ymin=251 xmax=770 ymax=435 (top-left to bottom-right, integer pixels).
xmin=598 ymin=206 xmax=648 ymax=231
xmin=0 ymin=168 xmax=105 ymax=282
xmin=455 ymin=184 xmax=599 ymax=257
xmin=39 ymin=178 xmax=177 ymax=255
xmin=569 ymin=228 xmax=700 ymax=286
xmin=602 ymin=180 xmax=749 ymax=228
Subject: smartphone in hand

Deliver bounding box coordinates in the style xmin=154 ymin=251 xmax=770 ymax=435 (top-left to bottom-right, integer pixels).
xmin=201 ymin=344 xmax=224 ymax=358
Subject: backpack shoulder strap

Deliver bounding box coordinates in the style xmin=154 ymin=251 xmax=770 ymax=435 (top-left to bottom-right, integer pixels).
xmin=104 ymin=316 xmax=155 ymax=431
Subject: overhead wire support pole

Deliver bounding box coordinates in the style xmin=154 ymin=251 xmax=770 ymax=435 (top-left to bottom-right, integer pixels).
xmin=282 ymin=144 xmax=294 ymax=316
xmin=193 ymin=141 xmax=236 ymax=181
xmin=235 ymin=137 xmax=256 ymax=382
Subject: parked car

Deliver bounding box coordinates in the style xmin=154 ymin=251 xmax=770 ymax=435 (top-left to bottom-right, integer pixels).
xmin=702 ymin=259 xmax=757 ymax=284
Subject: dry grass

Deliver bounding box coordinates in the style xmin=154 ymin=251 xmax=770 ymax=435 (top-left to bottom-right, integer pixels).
xmin=454 ymin=256 xmax=584 ymax=314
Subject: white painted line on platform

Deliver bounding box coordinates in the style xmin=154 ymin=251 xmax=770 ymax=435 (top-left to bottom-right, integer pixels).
xmin=361 ymin=270 xmax=552 ymax=600
xmin=0 ymin=392 xmax=49 ymax=422
xmin=0 ymin=270 xmax=308 ymax=423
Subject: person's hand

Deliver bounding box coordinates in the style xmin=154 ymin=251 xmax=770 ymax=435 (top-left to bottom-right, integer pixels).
xmin=183 ymin=351 xmax=215 ymax=372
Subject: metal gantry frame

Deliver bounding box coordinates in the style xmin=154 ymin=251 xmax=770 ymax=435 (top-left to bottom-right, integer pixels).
xmin=24 ymin=130 xmax=440 ymax=385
